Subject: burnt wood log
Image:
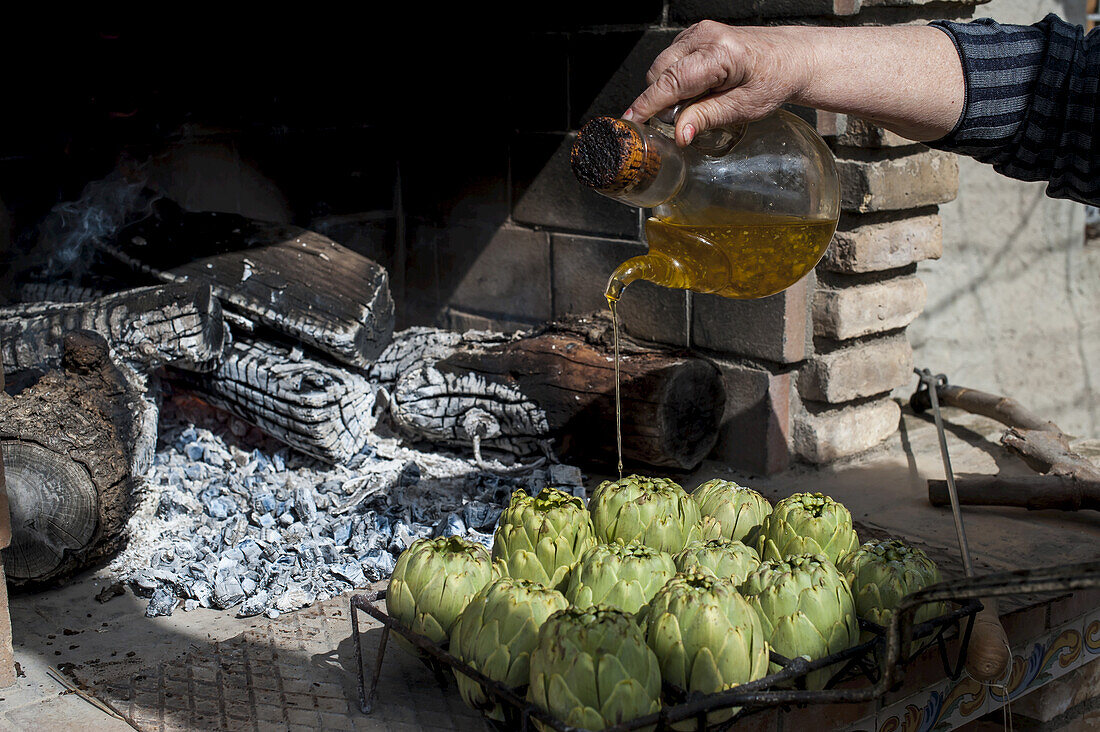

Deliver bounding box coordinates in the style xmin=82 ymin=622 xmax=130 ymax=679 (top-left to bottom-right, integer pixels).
xmin=0 ymin=283 xmax=226 ymax=374
xmin=16 ymin=282 xmax=106 ymax=304
xmin=99 ymin=201 xmax=394 ymax=369
xmin=171 ymin=334 xmax=376 ymax=464
xmin=0 ymin=331 xmax=149 ymax=585
xmin=380 ymin=315 xmax=726 ymax=470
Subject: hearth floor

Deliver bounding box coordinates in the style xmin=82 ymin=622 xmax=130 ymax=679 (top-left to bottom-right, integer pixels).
xmin=2 ymin=404 xmax=1099 ymax=731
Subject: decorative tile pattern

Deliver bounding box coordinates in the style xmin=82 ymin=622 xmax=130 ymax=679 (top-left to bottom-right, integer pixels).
xmin=860 ymin=609 xmax=1100 ymax=731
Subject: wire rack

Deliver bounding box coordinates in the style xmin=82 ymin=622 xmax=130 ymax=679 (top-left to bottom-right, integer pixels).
xmin=348 ymin=560 xmax=1100 ymax=731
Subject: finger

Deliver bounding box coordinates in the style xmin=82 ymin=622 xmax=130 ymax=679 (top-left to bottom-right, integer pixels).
xmin=644 ymin=25 xmax=707 ymax=86
xmin=645 ymin=39 xmax=693 ymax=86
xmin=675 ymin=90 xmax=775 ymax=139
xmin=627 ymin=51 xmax=730 ymax=123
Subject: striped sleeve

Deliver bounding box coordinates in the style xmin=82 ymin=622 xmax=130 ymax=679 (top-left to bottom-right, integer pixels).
xmin=928 ymin=14 xmax=1100 ymax=205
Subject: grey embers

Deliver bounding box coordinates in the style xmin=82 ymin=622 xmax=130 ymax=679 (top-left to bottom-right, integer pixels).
xmin=113 ymin=399 xmax=585 ymax=619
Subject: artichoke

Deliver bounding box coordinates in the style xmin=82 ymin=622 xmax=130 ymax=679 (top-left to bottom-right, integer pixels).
xmin=589 ymin=475 xmax=701 ymax=553
xmin=740 ymin=554 xmax=859 ymax=690
xmin=387 ymin=536 xmax=493 ymax=650
xmin=565 ymin=540 xmax=677 ymax=615
xmin=752 ymin=492 xmax=858 ymax=564
xmin=637 ymin=570 xmax=770 ymax=728
xmin=451 ymin=577 xmax=569 ymax=721
xmin=527 ymin=605 xmax=662 ymax=731
xmin=692 ymin=478 xmax=772 ymax=542
xmin=492 ymin=487 xmax=596 ymax=589
xmin=837 ymin=538 xmax=945 ymax=643
xmin=674 ymin=538 xmax=761 ymax=586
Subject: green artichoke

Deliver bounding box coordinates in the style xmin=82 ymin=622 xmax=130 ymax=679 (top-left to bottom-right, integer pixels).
xmin=387 ymin=536 xmax=493 ymax=651
xmin=674 ymin=538 xmax=761 ymax=586
xmin=451 ymin=577 xmax=570 ymax=721
xmin=492 ymin=487 xmax=596 ymax=589
xmin=589 ymin=475 xmax=701 ymax=553
xmin=837 ymin=538 xmax=945 ymax=642
xmin=565 ymin=540 xmax=677 ymax=615
xmin=752 ymin=492 xmax=859 ymax=564
xmin=527 ymin=605 xmax=662 ymax=731
xmin=740 ymin=554 xmax=859 ymax=690
xmin=692 ymin=478 xmax=772 ymax=542
xmin=637 ymin=570 xmax=770 ymax=728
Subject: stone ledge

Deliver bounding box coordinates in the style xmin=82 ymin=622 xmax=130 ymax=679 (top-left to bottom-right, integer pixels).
xmin=619 ymin=280 xmax=690 ymax=348
xmin=692 ymin=276 xmax=812 ymax=364
xmin=550 ymin=233 xmax=646 ymax=319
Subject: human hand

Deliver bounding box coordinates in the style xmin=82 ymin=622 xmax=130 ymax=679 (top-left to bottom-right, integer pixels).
xmin=623 ymin=21 xmax=813 ymax=147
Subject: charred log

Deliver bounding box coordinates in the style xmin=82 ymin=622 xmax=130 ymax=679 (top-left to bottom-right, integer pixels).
xmin=16 ymin=282 xmax=106 ymax=304
xmin=0 ymin=331 xmax=151 ymax=585
xmin=99 ymin=200 xmax=394 ymax=369
xmin=379 ymin=315 xmax=726 ymax=471
xmin=0 ymin=283 xmax=226 ymax=375
xmin=170 ymin=334 xmax=376 ymax=464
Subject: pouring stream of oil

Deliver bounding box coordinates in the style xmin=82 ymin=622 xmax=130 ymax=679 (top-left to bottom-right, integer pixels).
xmin=604 ymin=211 xmax=835 ymax=478
xmin=607 ymin=297 xmax=624 ymax=479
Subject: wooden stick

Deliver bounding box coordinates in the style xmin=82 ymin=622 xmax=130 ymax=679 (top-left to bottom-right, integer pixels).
xmin=99 ymin=200 xmax=395 ymax=369
xmin=0 ymin=331 xmax=147 ymax=586
xmin=912 ymin=383 xmax=1062 ymax=433
xmin=914 ymin=377 xmax=1014 ymax=683
xmin=929 ymin=474 xmax=1100 ymax=512
xmin=1001 ymin=427 xmax=1100 ymax=481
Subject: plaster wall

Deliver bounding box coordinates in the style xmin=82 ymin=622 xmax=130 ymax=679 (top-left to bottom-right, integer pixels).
xmin=908 ymin=0 xmax=1100 ymax=437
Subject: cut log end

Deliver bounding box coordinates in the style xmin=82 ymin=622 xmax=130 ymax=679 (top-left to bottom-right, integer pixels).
xmin=61 ymin=330 xmax=110 ymax=374
xmin=650 ymin=361 xmax=727 ymax=470
xmin=1 ymin=441 xmax=98 ymax=580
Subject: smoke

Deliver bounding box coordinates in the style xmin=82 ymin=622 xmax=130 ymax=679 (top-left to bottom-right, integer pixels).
xmin=33 ymin=162 xmax=162 ymax=279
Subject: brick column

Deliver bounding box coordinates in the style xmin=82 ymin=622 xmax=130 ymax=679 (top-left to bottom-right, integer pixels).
xmin=792 ymin=111 xmax=956 ymax=463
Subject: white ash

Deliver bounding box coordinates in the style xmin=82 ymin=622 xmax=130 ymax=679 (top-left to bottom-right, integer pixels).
xmin=110 ymin=397 xmax=586 ymax=619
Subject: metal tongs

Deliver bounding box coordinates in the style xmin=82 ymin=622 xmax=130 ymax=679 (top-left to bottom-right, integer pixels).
xmin=913 ymin=367 xmax=1011 ymax=682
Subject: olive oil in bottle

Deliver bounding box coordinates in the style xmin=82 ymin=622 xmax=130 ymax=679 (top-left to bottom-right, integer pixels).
xmin=603 ymin=210 xmax=836 ymax=474
xmin=571 ymin=109 xmax=841 ymax=475
xmin=606 ymin=210 xmax=837 ymax=302
xmin=608 ymin=297 xmax=624 ymax=479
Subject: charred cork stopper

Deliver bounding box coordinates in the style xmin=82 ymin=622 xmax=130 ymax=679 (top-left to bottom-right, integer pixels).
xmin=570 ymin=117 xmax=661 ymax=195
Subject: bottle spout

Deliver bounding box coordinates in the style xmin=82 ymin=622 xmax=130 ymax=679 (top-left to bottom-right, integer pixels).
xmin=605 ymin=254 xmax=680 ymax=303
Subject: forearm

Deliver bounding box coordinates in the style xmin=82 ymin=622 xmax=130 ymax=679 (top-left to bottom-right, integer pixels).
xmin=624 ymin=20 xmax=966 ymax=145
xmin=787 ymin=25 xmax=965 ymax=142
